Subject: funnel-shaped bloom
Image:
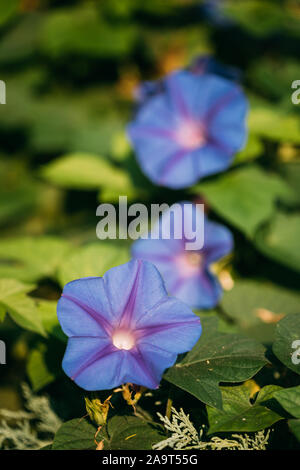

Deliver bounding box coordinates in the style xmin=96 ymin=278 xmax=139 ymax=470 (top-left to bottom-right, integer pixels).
xmin=57 ymin=259 xmax=201 ymax=391
xmin=135 ymin=56 xmax=240 ymax=106
xmin=128 ymin=70 xmax=247 ymax=189
xmin=132 ymin=203 xmax=233 ymax=309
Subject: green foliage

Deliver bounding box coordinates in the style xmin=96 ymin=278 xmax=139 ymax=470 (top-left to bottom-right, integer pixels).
xmin=275 ymin=386 xmax=300 ymax=442
xmin=41 ymin=153 xmax=132 ymax=192
xmin=52 ymin=418 xmax=96 ymax=450
xmin=1 ymin=0 xmax=300 ymax=451
xmin=289 ymin=419 xmax=300 ymax=442
xmin=255 ymin=212 xmax=300 ymax=273
xmin=40 ymin=5 xmax=138 ymax=59
xmin=57 ymin=242 xmax=130 ymax=287
xmin=207 ymin=382 xmax=283 ymax=433
xmin=100 ymin=415 xmax=164 ymax=450
xmin=26 ymin=339 xmax=63 ymax=392
xmin=37 ymin=300 xmax=66 ymax=342
xmin=221 ymin=280 xmax=300 ymax=341
xmin=193 ymin=165 xmax=293 ymax=238
xmin=0 ymin=279 xmax=45 ymax=336
xmin=0 ymin=0 xmax=19 ymax=27
xmin=164 ymin=317 xmax=266 ymax=409
xmin=274 ymin=386 xmax=300 ymax=419
xmin=272 ymin=314 xmax=300 ymax=376
xmin=0 ymin=237 xmax=71 ymax=283
xmin=52 ymin=415 xmax=163 ymax=450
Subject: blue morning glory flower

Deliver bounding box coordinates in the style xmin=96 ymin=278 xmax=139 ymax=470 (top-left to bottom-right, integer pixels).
xmin=57 ymin=259 xmax=201 ymax=391
xmin=135 ymin=55 xmax=240 ymax=106
xmin=132 ymin=203 xmax=233 ymax=309
xmin=128 ymin=69 xmax=248 ymax=189
xmin=189 ymin=55 xmax=241 ymax=82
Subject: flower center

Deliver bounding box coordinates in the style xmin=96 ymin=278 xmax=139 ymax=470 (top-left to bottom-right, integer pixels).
xmin=176 ymin=252 xmax=203 ymax=277
xmin=112 ymin=329 xmax=136 ymax=350
xmin=175 ymin=120 xmax=206 ymax=150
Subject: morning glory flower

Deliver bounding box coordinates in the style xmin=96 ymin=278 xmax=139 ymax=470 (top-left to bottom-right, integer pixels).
xmin=189 ymin=55 xmax=241 ymax=82
xmin=57 ymin=259 xmax=201 ymax=391
xmin=135 ymin=55 xmax=240 ymax=106
xmin=128 ymin=69 xmax=248 ymax=189
xmin=132 ymin=203 xmax=233 ymax=309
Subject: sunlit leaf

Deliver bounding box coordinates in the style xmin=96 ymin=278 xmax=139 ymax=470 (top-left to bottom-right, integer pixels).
xmin=207 ymin=382 xmax=283 ymax=433
xmin=193 ymin=165 xmax=293 ymax=237
xmin=0 ymin=279 xmax=45 ymax=336
xmin=57 ymin=242 xmax=130 ymax=287
xmin=164 ymin=316 xmax=266 ymax=409
xmin=273 ymin=314 xmax=300 ymax=375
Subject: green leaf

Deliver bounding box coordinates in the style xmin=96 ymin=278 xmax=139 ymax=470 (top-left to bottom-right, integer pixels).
xmin=255 ymin=212 xmax=300 ymax=273
xmin=52 ymin=418 xmax=96 ymax=450
xmin=207 ymin=382 xmax=283 ymax=433
xmin=0 ymin=279 xmax=45 ymax=336
xmin=224 ymin=1 xmax=283 ymax=37
xmin=27 ymin=340 xmax=62 ymax=391
xmin=273 ymin=314 xmax=300 ymax=376
xmin=164 ymin=316 xmax=266 ymax=409
xmin=221 ymin=280 xmax=300 ymax=342
xmin=101 ymin=415 xmax=163 ymax=450
xmin=0 ymin=0 xmax=19 ymax=27
xmin=37 ymin=300 xmax=66 ymax=342
xmin=274 ymin=386 xmax=300 ymax=418
xmin=41 ymin=152 xmax=132 ymax=192
xmin=249 ymin=106 xmax=300 ymax=144
xmin=0 ymin=13 xmax=41 ymax=64
xmin=233 ymin=133 xmax=263 ymax=165
xmin=280 ymin=162 xmax=300 ymax=203
xmin=57 ymin=242 xmax=130 ymax=287
xmin=0 ymin=236 xmax=71 ymax=283
xmin=192 ymin=165 xmax=293 ymax=237
xmin=289 ymin=419 xmax=300 ymax=442
xmin=40 ymin=5 xmax=137 ymax=59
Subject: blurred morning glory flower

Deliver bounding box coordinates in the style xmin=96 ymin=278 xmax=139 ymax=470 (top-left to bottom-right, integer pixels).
xmin=132 ymin=203 xmax=233 ymax=309
xmin=135 ymin=55 xmax=240 ymax=106
xmin=128 ymin=69 xmax=248 ymax=189
xmin=57 ymin=259 xmax=201 ymax=391
xmin=189 ymin=55 xmax=241 ymax=82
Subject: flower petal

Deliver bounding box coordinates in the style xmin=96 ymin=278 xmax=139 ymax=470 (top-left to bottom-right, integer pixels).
xmin=203 ymin=219 xmax=233 ymax=264
xmin=136 ymin=296 xmax=201 ymax=353
xmin=175 ymin=270 xmax=222 ymax=309
xmin=57 ymin=277 xmax=115 ymax=337
xmin=103 ymin=259 xmax=168 ymax=328
xmin=62 ymin=336 xmax=123 ymax=390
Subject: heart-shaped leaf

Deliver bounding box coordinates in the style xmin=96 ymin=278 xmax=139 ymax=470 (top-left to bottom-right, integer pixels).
xmin=164 ymin=316 xmax=267 ymax=409
xmin=273 ymin=313 xmax=300 ymax=375
xmin=52 ymin=418 xmax=96 ymax=450
xmin=207 ymin=382 xmax=283 ymax=433
xmin=0 ymin=279 xmax=45 ymax=336
xmin=274 ymin=386 xmax=300 ymax=418
xmin=100 ymin=415 xmax=164 ymax=450
xmin=57 ymin=241 xmax=130 ymax=286
xmin=192 ymin=165 xmax=293 ymax=238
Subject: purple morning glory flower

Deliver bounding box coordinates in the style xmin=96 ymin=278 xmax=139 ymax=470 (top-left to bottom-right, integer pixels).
xmin=135 ymin=56 xmax=240 ymax=107
xmin=57 ymin=259 xmax=201 ymax=391
xmin=189 ymin=55 xmax=241 ymax=82
xmin=128 ymin=69 xmax=248 ymax=189
xmin=132 ymin=203 xmax=233 ymax=309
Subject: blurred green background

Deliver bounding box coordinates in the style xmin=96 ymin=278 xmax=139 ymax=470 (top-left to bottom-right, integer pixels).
xmin=0 ymin=0 xmax=300 ymax=446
